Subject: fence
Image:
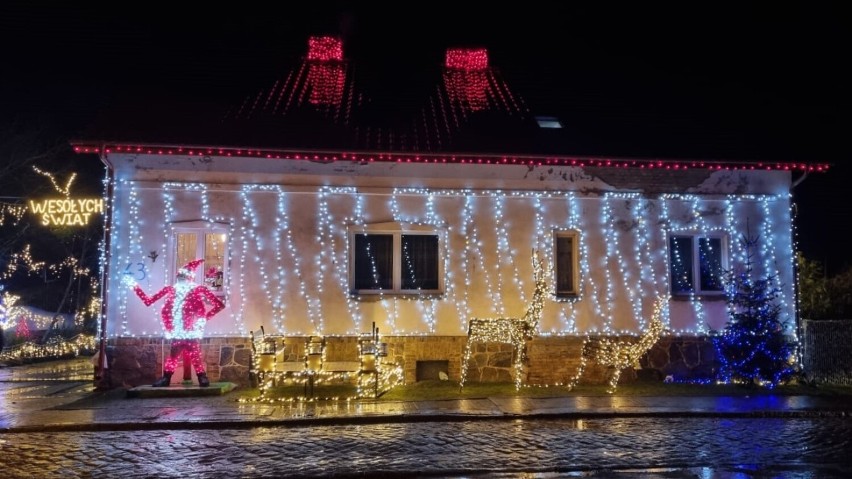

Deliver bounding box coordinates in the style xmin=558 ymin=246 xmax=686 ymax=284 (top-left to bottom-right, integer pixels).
xmin=802 ymin=319 xmax=852 ymax=385
xmin=0 ymin=333 xmax=97 ymax=364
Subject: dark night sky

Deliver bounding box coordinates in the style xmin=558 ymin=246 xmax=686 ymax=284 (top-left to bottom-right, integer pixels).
xmin=2 ymin=2 xmax=850 ymax=271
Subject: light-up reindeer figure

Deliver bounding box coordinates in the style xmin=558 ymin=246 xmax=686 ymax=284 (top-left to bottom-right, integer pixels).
xmin=460 ymin=251 xmax=548 ymax=390
xmin=578 ymin=295 xmax=668 ymax=393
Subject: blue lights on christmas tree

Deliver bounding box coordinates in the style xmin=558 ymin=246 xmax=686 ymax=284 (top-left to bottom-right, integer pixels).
xmin=713 ymin=234 xmax=797 ymax=388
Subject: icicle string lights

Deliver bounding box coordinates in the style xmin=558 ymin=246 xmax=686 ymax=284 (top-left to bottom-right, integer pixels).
xmin=110 ymin=181 xmax=793 ymax=342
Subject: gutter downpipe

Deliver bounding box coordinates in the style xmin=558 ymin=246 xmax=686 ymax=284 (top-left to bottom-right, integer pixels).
xmin=95 ymin=148 xmax=115 ymax=390
xmin=790 ymin=171 xmax=809 ymax=369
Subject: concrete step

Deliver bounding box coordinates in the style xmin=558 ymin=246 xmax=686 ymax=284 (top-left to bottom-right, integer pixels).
xmin=127 ymin=382 xmax=236 ymax=398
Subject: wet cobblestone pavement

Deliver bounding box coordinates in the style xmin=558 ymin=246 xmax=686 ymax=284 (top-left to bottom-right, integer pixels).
xmin=2 ymin=358 xmax=852 ymax=478
xmin=2 ymin=417 xmax=851 ymax=478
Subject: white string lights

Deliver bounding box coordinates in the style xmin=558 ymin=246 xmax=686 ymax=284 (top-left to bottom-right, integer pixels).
xmin=108 ymin=180 xmax=794 ymax=343
xmin=460 ymin=251 xmax=549 ymax=390
xmin=32 ymin=166 xmax=76 ymax=197
xmin=0 ymin=203 xmax=27 ymax=226
xmin=567 ymin=295 xmax=669 ymax=394
xmin=0 ymin=333 xmax=97 ymax=363
xmin=276 ymin=186 xmax=313 ymax=335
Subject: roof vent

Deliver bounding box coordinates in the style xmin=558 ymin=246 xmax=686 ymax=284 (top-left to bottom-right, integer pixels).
xmin=535 ymin=116 xmax=563 ymax=129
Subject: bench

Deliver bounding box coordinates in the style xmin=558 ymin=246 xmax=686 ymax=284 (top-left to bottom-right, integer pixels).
xmin=322 ymin=361 xmax=361 ymax=374
xmin=251 ymin=329 xmax=397 ymax=398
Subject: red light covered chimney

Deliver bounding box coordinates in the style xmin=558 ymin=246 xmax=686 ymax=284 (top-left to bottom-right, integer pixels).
xmin=307 ymin=36 xmax=343 ymax=62
xmin=306 ymin=36 xmax=346 ymax=106
xmin=444 ymin=47 xmax=490 ymax=111
xmin=445 ymin=48 xmax=489 ymax=71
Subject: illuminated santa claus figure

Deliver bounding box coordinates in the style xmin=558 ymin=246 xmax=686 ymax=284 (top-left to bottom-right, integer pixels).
xmin=127 ymin=258 xmax=224 ymax=387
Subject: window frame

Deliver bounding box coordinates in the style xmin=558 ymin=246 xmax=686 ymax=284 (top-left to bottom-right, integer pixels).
xmin=667 ymin=232 xmax=728 ymax=296
xmin=553 ymin=229 xmax=580 ymax=298
xmin=349 ymin=222 xmax=443 ymax=296
xmin=169 ymin=220 xmax=230 ymax=301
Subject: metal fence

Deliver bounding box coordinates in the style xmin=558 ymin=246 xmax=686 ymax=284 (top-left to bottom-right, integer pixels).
xmin=802 ymin=319 xmax=852 ymax=385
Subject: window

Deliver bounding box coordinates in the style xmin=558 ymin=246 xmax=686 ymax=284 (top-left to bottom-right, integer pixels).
xmin=668 ymin=233 xmax=727 ymax=295
xmin=553 ymin=230 xmax=580 ymax=297
xmin=350 ymin=224 xmax=441 ymax=295
xmin=172 ymin=221 xmax=229 ymax=299
xmin=353 ymin=234 xmax=393 ymax=290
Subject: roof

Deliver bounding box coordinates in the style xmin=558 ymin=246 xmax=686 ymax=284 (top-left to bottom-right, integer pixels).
xmin=73 ymin=36 xmax=830 ymax=173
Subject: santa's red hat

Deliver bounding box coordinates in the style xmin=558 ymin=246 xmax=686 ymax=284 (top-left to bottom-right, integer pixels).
xmin=177 ymin=259 xmax=204 ymax=278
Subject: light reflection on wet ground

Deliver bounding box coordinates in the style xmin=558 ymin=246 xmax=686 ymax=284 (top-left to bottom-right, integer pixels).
xmin=0 ymin=356 xmax=94 ymax=382
xmin=1 ymin=417 xmax=850 ymax=478
xmin=0 ymin=358 xmax=96 ymax=427
xmin=2 ymin=358 xmax=851 ymax=477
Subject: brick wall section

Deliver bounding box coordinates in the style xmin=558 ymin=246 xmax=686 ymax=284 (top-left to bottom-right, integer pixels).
xmin=802 ymin=320 xmax=852 ymax=385
xmin=383 ymin=336 xmax=467 ymax=384
xmin=525 ymin=338 xmax=586 ymax=384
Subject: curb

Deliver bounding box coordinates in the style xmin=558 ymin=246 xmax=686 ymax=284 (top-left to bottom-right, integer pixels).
xmin=2 ymin=409 xmax=849 ymax=434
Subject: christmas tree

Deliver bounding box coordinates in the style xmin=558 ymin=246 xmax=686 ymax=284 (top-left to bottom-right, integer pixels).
xmin=713 ymin=234 xmax=797 ymax=387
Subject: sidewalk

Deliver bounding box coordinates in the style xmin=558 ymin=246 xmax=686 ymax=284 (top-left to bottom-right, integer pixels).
xmin=2 ymin=358 xmax=851 ymax=433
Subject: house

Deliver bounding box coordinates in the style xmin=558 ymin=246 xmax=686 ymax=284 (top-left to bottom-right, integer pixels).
xmin=73 ymin=37 xmax=828 ymax=388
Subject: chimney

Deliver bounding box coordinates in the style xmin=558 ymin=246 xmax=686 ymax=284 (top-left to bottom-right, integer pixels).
xmin=306 ymin=36 xmax=346 ymax=106
xmin=444 ymin=47 xmax=490 ymax=112
xmin=307 ymin=36 xmax=344 ymax=62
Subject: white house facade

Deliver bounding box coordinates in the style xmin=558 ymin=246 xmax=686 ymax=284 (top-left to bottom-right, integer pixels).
xmin=72 ymin=37 xmax=821 ymax=388
xmin=73 ymin=143 xmax=805 ymax=387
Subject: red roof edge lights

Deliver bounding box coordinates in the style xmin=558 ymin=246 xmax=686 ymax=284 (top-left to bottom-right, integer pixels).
xmin=445 ymin=48 xmax=489 ymax=71
xmin=307 ymin=36 xmax=343 ymax=62
xmin=71 ymin=143 xmax=831 ymax=174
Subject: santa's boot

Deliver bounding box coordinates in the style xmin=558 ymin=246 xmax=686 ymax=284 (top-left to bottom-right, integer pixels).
xmin=152 ymin=372 xmax=173 ymax=387
xmin=197 ymin=372 xmax=210 ymax=388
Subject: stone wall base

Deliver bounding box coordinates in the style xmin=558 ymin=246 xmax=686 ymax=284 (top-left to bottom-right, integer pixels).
xmin=99 ymin=335 xmax=719 ymax=389
xmin=100 ymin=337 xmax=253 ymax=389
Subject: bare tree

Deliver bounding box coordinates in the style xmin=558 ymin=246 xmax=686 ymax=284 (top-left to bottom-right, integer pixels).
xmin=1 ymin=118 xmax=103 ymax=343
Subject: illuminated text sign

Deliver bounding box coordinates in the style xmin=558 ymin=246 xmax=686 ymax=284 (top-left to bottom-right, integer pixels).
xmin=28 ymin=198 xmax=104 ymax=226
